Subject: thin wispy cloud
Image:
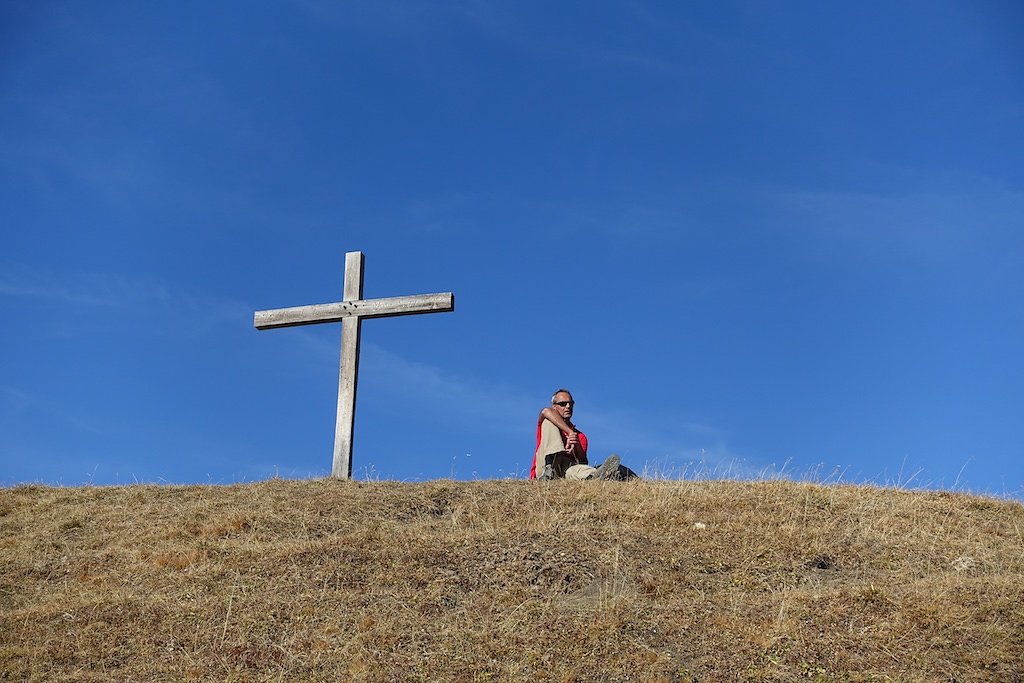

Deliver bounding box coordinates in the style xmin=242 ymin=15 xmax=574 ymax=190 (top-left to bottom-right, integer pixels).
xmin=398 ymin=189 xmax=718 ymax=245
xmin=0 ymin=385 xmax=35 ymax=410
xmin=761 ymin=177 xmax=1024 ymax=265
xmin=362 ymin=343 xmax=532 ymax=436
xmin=292 ymin=0 xmax=704 ymax=92
xmin=275 ymin=328 xmax=534 ymax=434
xmin=0 ymin=262 xmax=251 ymax=334
xmin=401 ymin=174 xmax=1024 ymax=262
xmin=2 ymin=39 xmax=285 ymax=223
xmin=0 ymin=262 xmax=169 ymax=308
xmin=0 ymin=384 xmax=103 ymax=435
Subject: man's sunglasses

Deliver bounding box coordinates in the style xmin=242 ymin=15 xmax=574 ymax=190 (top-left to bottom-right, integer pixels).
xmin=553 ymin=400 xmax=574 ymax=407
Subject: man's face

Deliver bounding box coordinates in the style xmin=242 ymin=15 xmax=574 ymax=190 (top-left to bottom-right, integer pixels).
xmin=552 ymin=392 xmax=574 ymax=420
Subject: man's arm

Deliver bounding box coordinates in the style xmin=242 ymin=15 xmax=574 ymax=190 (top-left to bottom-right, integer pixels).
xmin=538 ymin=407 xmax=573 ymax=434
xmin=538 ymin=408 xmax=585 ymax=458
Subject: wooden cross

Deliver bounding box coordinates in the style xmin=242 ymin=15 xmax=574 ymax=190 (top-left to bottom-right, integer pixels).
xmin=254 ymin=251 xmax=455 ymax=480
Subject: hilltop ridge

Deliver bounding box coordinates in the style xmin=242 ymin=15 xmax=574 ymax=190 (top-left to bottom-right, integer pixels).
xmin=2 ymin=479 xmax=1022 ymax=681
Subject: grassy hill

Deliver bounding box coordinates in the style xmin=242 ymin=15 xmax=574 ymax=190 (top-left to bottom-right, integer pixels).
xmin=2 ymin=478 xmax=1022 ymax=682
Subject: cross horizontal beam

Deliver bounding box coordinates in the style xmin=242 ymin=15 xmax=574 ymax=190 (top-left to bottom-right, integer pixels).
xmin=254 ymin=292 xmax=454 ymax=330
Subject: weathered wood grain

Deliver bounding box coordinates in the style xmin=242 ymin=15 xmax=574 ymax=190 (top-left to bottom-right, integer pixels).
xmin=253 ymin=292 xmax=454 ymax=330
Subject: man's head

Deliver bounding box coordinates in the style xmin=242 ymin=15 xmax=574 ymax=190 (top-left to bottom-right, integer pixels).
xmin=551 ymin=388 xmax=574 ymax=420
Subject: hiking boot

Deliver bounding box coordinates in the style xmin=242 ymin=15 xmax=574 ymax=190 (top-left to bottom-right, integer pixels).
xmin=538 ymin=464 xmax=554 ymax=481
xmin=593 ymin=454 xmax=621 ymax=481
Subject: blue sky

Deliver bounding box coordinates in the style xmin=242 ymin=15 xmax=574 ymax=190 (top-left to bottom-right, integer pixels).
xmin=2 ymin=1 xmax=1022 ymax=495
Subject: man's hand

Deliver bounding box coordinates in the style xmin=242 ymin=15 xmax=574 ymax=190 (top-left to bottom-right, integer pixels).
xmin=564 ymin=430 xmax=579 ymax=453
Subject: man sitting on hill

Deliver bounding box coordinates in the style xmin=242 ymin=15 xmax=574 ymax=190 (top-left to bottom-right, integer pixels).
xmin=531 ymin=388 xmax=632 ymax=481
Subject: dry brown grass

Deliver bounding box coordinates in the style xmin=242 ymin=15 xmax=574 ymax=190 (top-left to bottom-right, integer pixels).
xmin=2 ymin=478 xmax=1023 ymax=682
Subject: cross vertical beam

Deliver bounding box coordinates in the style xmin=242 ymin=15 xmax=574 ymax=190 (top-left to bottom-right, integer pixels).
xmin=255 ymin=251 xmax=454 ymax=480
xmin=334 ymin=251 xmax=364 ymax=479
